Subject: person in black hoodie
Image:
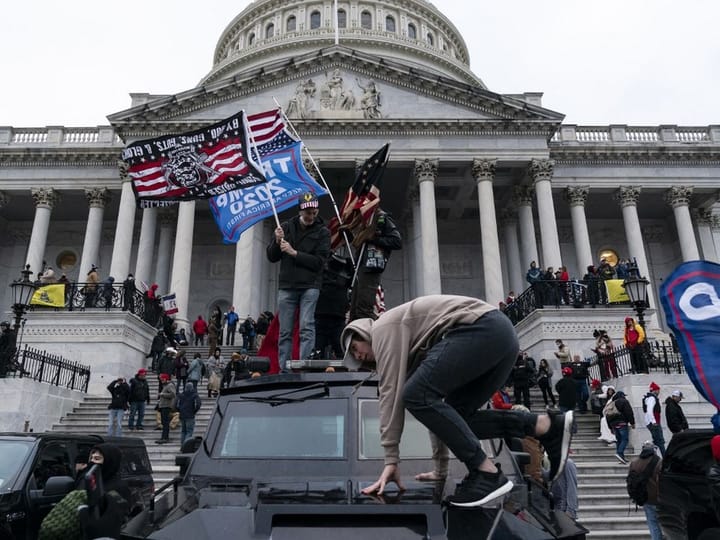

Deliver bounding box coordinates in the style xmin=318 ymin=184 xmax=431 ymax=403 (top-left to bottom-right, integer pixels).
xmin=267 ymin=192 xmax=331 ymax=371
xmin=605 ymin=390 xmax=635 ymax=464
xmin=107 ymin=378 xmax=130 ymax=437
xmin=511 ymin=355 xmax=534 ymax=409
xmin=664 ymin=390 xmax=689 ymax=435
xmin=146 ymin=330 xmax=166 ymax=372
xmin=176 ymin=382 xmax=202 ymax=448
xmin=84 ymin=443 xmax=131 ymax=537
xmin=128 ymin=369 xmax=151 ymax=431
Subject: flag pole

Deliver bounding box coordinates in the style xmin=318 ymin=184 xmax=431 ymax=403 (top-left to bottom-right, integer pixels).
xmin=272 ymin=97 xmax=356 ymax=266
xmin=245 ymin=110 xmax=281 ymax=230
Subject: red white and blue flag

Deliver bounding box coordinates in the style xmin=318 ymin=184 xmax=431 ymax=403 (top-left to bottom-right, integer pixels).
xmin=660 ymin=260 xmax=720 ymax=432
xmin=122 ymin=111 xmax=266 ymax=205
xmin=209 ymin=108 xmax=326 ymax=243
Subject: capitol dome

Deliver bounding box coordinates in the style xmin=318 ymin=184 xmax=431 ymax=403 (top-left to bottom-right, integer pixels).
xmin=201 ymin=0 xmax=483 ymax=87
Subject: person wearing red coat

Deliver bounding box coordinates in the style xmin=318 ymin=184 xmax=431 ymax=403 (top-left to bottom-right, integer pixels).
xmin=491 ymin=383 xmax=514 ymax=410
xmin=192 ymin=315 xmax=208 ymax=346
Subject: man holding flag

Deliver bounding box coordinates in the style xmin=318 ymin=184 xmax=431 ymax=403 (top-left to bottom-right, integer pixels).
xmin=267 ymin=192 xmax=330 ymax=371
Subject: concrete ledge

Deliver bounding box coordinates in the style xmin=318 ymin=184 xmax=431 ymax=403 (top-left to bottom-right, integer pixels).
xmin=0 ymin=377 xmax=85 ymax=432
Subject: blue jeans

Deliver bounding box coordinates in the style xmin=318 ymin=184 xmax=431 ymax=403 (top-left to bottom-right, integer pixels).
xmin=402 ymin=311 xmax=528 ymax=471
xmin=277 ymin=288 xmax=320 ymax=370
xmin=644 ymin=503 xmax=662 ymax=540
xmin=107 ymin=409 xmax=124 ymax=437
xmin=181 ymin=418 xmax=196 ymax=447
xmin=647 ymin=423 xmax=666 ymax=456
xmin=128 ymin=401 xmax=146 ymax=429
xmin=614 ymin=424 xmax=629 ymax=458
xmin=575 ymin=380 xmax=589 ymax=412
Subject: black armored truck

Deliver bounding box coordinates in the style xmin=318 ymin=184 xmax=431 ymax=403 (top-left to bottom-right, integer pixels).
xmin=124 ymin=371 xmax=587 ymax=539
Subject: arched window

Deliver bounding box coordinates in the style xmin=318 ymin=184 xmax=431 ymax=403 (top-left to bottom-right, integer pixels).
xmin=407 ymin=23 xmax=417 ymax=39
xmin=310 ymin=10 xmax=321 ymax=29
xmin=265 ymin=23 xmax=274 ymax=39
xmin=338 ymin=9 xmax=347 ymax=28
xmin=248 ymin=33 xmax=256 ymax=46
xmin=287 ymin=15 xmax=296 ymax=32
xmin=426 ymin=32 xmax=434 ymax=46
xmin=385 ymin=16 xmax=396 ymax=33
xmin=361 ymin=11 xmax=372 ymax=29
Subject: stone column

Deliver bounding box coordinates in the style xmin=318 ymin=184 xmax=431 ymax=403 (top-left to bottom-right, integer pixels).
xmin=154 ymin=210 xmax=175 ymax=294
xmin=414 ymin=159 xmax=442 ymax=295
xmin=26 ymin=188 xmax=60 ymax=277
xmin=693 ymin=208 xmax=717 ymax=262
xmin=109 ymin=163 xmax=137 ymax=280
xmin=169 ymin=201 xmax=195 ymax=329
xmin=513 ymin=185 xmax=539 ymax=270
xmin=565 ymin=186 xmax=593 ymax=276
xmin=615 ymin=187 xmax=657 ymax=312
xmin=665 ymin=186 xmax=699 ymax=261
xmin=530 ymin=159 xmax=562 ymax=269
xmin=233 ymin=224 xmax=262 ymax=317
xmin=134 ymin=208 xmax=158 ymax=285
xmin=409 ymin=190 xmax=424 ymax=297
xmin=499 ymin=208 xmax=523 ymax=295
xmin=472 ymin=158 xmax=503 ymax=304
xmin=712 ymin=215 xmax=720 ymax=263
xmin=78 ymin=188 xmax=110 ymax=279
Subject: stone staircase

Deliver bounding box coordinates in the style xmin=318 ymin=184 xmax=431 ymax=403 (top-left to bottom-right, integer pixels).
xmin=51 ymin=374 xmax=215 ymax=487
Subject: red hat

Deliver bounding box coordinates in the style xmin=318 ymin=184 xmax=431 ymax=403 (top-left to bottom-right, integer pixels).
xmin=590 ymin=378 xmax=601 ymax=388
xmin=711 ymin=435 xmax=720 ymax=461
xmin=649 ymin=382 xmax=660 ymax=392
xmin=137 ymin=368 xmax=147 ymax=376
xmin=159 ymin=373 xmax=171 ymax=382
xmin=562 ymin=367 xmax=573 ymax=377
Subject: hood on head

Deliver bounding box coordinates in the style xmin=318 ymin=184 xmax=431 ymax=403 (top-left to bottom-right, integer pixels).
xmin=613 ymin=391 xmax=625 ymax=400
xmin=184 ymin=382 xmax=196 ymax=394
xmin=91 ymin=443 xmax=122 ymax=480
xmin=625 ymin=317 xmax=634 ymax=324
xmin=341 ymin=318 xmax=374 ymax=371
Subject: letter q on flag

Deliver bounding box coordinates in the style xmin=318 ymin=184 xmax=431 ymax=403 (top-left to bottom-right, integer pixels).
xmin=660 ymin=260 xmax=720 ymax=432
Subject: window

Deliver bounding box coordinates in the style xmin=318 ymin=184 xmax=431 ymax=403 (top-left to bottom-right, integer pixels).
xmin=361 ymin=10 xmax=372 ymax=29
xmin=0 ymin=441 xmax=32 ymax=489
xmin=32 ymin=443 xmax=72 ymax=490
xmin=310 ymin=10 xmax=321 ymax=29
xmin=265 ymin=23 xmax=274 ymax=39
xmin=287 ymin=15 xmax=296 ymax=32
xmin=359 ymin=400 xmax=433 ymax=459
xmin=338 ymin=9 xmax=347 ymax=28
xmin=215 ymin=399 xmax=347 ymax=458
xmin=407 ymin=23 xmax=417 ymax=39
xmin=426 ymin=32 xmax=434 ymax=46
xmin=248 ymin=33 xmax=255 ymax=46
xmin=385 ymin=16 xmax=395 ymax=33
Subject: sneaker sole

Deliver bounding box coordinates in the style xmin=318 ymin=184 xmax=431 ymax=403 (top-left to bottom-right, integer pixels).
xmin=449 ymin=480 xmax=514 ymax=507
xmin=551 ymin=410 xmax=574 ymax=484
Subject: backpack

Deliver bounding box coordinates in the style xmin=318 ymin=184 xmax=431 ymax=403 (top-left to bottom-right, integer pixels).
xmin=626 ymin=455 xmax=659 ymax=507
xmin=603 ymin=398 xmax=620 ymax=420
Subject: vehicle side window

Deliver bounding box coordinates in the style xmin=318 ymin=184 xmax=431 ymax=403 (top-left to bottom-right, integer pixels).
xmin=32 ymin=443 xmax=72 ymax=490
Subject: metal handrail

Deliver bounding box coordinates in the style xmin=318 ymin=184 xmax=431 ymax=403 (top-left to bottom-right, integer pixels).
xmin=5 ymin=345 xmax=91 ymax=392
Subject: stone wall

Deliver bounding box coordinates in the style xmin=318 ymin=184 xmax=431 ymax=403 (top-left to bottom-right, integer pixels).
xmin=0 ymin=377 xmax=85 ymax=433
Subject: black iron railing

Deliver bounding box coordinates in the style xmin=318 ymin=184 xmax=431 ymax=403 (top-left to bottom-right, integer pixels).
xmin=502 ymin=280 xmax=632 ymax=325
xmin=29 ymin=282 xmax=162 ymax=327
xmin=585 ymin=339 xmax=684 ymax=383
xmin=5 ymin=345 xmax=90 ymax=392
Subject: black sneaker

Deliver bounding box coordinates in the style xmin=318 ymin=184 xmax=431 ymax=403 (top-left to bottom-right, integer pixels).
xmin=538 ymin=410 xmax=574 ymax=483
xmin=446 ymin=470 xmax=513 ymax=507
xmin=136 ymin=426 xmax=144 ymax=431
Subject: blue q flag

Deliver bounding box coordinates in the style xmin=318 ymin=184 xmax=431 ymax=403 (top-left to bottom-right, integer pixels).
xmin=659 ymin=260 xmax=720 ymax=432
xmin=209 ymin=141 xmax=326 ymax=243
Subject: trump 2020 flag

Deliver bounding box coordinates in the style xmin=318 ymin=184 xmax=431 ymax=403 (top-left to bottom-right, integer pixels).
xmin=209 ymin=108 xmax=326 ymax=243
xmin=660 ymin=260 xmax=720 ymax=432
xmin=122 ymin=111 xmax=266 ymax=204
xmin=210 ymin=141 xmax=326 ymax=243
xmin=161 ymin=293 xmax=178 ymax=315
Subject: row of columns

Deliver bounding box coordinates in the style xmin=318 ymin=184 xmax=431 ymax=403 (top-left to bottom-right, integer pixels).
xmin=11 ymin=161 xmax=720 ymax=324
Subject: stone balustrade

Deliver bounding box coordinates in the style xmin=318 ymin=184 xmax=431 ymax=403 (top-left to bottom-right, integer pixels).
xmin=0 ymin=126 xmax=121 ymax=146
xmin=553 ymin=124 xmax=720 ymax=144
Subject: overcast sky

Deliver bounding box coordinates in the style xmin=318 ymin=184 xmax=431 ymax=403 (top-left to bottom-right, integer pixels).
xmin=1 ymin=0 xmax=717 ymax=127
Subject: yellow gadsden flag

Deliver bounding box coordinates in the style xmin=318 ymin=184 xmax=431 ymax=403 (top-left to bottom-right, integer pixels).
xmin=31 ymin=284 xmax=66 ymax=307
xmin=605 ymin=279 xmax=630 ymax=303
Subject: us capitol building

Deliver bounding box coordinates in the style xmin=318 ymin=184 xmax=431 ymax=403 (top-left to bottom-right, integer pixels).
xmin=1 ymin=0 xmax=719 ymax=399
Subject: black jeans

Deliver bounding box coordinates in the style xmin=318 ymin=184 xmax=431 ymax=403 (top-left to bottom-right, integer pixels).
xmin=159 ymin=407 xmax=171 ymax=440
xmin=403 ymin=310 xmax=536 ymax=472
xmin=538 ymin=378 xmax=556 ymax=405
xmin=514 ymin=384 xmax=531 ymax=409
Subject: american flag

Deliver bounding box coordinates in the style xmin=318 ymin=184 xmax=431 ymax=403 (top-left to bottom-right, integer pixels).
xmin=328 ymin=143 xmax=389 ymax=250
xmin=123 ymin=111 xmax=266 ymax=204
xmin=247 ymin=108 xmax=300 ymax=157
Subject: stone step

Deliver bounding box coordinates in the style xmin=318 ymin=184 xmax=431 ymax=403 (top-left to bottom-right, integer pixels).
xmin=586 ymin=530 xmax=650 ymax=540
xmin=580 ymin=516 xmax=650 ymax=531
xmin=577 ymin=504 xmax=637 ymax=518
xmin=577 ymin=484 xmax=632 ymax=497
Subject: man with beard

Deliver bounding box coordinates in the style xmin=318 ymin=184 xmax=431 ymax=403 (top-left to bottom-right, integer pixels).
xmin=267 ymin=192 xmax=330 ymax=371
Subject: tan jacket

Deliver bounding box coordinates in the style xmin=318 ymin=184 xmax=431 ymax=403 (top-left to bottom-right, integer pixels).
xmin=342 ymin=295 xmax=495 ymax=466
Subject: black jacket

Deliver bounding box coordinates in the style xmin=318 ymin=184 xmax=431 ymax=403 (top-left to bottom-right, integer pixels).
xmin=608 ymin=392 xmax=635 ymax=428
xmin=129 ymin=376 xmax=150 ymax=404
xmin=555 ymin=377 xmax=577 ymax=410
xmin=358 ymin=211 xmax=402 ymax=273
xmin=106 ymin=380 xmax=130 ymax=410
xmin=176 ymin=384 xmax=202 ymax=420
xmin=709 ymin=463 xmax=720 ymax=523
xmin=150 ymin=334 xmax=165 ymax=354
xmin=266 ymin=215 xmax=330 ymax=289
xmin=664 ymin=397 xmax=688 ymax=433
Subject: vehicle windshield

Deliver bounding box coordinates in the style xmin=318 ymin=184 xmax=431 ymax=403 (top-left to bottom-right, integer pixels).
xmin=359 ymin=399 xmax=433 ymax=459
xmin=0 ymin=440 xmax=33 ymax=488
xmin=214 ymin=399 xmax=346 ymax=458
